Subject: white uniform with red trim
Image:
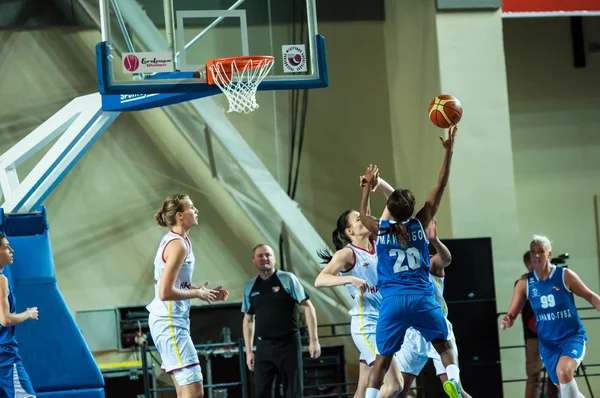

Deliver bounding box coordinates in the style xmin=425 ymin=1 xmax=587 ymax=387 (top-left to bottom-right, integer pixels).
xmin=147 ymin=231 xmax=201 ymax=378
xmin=340 ymin=242 xmax=382 ymax=366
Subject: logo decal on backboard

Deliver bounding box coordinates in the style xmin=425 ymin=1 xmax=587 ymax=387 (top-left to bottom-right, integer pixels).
xmin=122 ymin=52 xmax=174 ymax=73
xmin=282 ymin=45 xmax=307 ymax=73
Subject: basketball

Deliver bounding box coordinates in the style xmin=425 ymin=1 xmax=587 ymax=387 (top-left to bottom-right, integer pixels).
xmin=428 ymin=94 xmax=463 ymax=129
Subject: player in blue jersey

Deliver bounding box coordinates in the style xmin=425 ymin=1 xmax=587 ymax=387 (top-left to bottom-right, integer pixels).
xmin=397 ymin=219 xmax=471 ymax=398
xmin=315 ymin=176 xmax=404 ymax=398
xmin=0 ymin=233 xmax=38 ymax=398
xmin=359 ymin=127 xmax=463 ymax=398
xmin=502 ymin=235 xmax=600 ymax=398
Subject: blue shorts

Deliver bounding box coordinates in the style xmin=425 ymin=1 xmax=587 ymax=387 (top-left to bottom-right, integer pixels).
xmin=0 ymin=360 xmax=35 ymax=397
xmin=376 ymin=294 xmax=449 ymax=356
xmin=539 ymin=333 xmax=587 ymax=385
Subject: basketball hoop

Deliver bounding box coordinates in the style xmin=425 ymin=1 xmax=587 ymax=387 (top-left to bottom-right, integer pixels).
xmin=206 ymin=56 xmax=275 ymax=114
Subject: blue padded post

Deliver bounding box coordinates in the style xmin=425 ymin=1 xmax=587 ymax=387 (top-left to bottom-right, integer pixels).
xmin=0 ymin=208 xmax=105 ymax=395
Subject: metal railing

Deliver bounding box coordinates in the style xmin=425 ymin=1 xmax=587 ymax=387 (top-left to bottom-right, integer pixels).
xmin=139 ymin=323 xmax=358 ymax=398
xmin=141 ymin=340 xmax=249 ymax=398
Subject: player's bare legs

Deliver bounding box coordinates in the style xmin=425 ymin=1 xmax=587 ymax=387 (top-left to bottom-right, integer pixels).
xmin=170 ymin=375 xmax=204 ymax=398
xmin=365 ymin=355 xmax=400 ymax=397
xmin=433 ymin=340 xmax=463 ymax=398
xmin=399 ymin=372 xmax=417 ymax=398
xmin=356 ymin=358 xmax=403 ymax=398
xmin=556 ymin=356 xmax=585 ymax=398
xmin=354 ymin=362 xmax=371 ymax=398
xmin=379 ymin=359 xmax=403 ymax=398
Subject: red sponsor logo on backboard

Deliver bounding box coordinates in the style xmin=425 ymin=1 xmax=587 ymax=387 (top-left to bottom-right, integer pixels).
xmin=123 ymin=54 xmax=140 ymax=72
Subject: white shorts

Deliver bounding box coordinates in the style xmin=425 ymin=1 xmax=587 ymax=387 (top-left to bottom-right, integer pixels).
xmin=396 ymin=324 xmax=457 ymax=376
xmin=350 ymin=316 xmax=379 ymax=366
xmin=172 ymin=364 xmax=203 ymax=386
xmin=148 ymin=313 xmax=201 ymax=375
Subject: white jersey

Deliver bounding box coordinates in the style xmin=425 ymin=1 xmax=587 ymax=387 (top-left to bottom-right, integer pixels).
xmin=430 ymin=273 xmax=448 ymax=317
xmin=340 ymin=242 xmax=381 ymax=321
xmin=147 ymin=231 xmax=196 ymax=318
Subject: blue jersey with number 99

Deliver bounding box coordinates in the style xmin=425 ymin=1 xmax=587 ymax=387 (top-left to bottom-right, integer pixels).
xmin=375 ymin=218 xmax=433 ymax=297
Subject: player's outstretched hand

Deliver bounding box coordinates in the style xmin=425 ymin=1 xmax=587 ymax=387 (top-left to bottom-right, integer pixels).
xmin=211 ymin=285 xmax=230 ymax=302
xmin=364 ymin=164 xmax=379 ymax=190
xmin=195 ymin=281 xmax=219 ymax=303
xmin=440 ymin=126 xmax=457 ymax=151
xmin=359 ymin=174 xmax=380 ymax=192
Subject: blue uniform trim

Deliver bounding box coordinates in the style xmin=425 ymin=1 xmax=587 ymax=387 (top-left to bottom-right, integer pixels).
xmin=241 ymin=277 xmax=257 ymax=314
xmin=96 ymin=35 xmax=329 ymax=111
xmin=278 ymin=271 xmax=308 ymax=304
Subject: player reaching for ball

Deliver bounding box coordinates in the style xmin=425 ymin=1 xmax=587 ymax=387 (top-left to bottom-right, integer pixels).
xmin=360 ymin=127 xmax=465 ymax=398
xmin=315 ymin=175 xmax=404 ymax=398
xmin=396 ymin=218 xmax=471 ymax=398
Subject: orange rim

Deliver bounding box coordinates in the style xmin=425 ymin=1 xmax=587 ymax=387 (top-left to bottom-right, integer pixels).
xmin=206 ymin=56 xmax=274 ymax=85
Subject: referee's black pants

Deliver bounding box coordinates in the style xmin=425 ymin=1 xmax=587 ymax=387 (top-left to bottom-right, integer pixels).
xmin=254 ymin=331 xmax=303 ymax=398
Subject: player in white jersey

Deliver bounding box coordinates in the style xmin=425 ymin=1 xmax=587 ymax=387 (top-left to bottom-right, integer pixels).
xmin=147 ymin=193 xmax=229 ymax=398
xmin=315 ymin=176 xmax=403 ymax=398
xmin=396 ymin=219 xmax=471 ymax=398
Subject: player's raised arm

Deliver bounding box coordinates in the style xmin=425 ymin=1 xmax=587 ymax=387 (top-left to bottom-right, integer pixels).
xmin=376 ymin=176 xmax=395 ymax=220
xmin=416 ymin=127 xmax=457 ymax=230
xmin=360 ymin=165 xmax=381 ymax=236
xmin=428 ymin=219 xmax=452 ymax=275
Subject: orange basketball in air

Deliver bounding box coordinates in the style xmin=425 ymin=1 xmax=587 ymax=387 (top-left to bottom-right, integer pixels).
xmin=428 ymin=95 xmax=463 ymax=129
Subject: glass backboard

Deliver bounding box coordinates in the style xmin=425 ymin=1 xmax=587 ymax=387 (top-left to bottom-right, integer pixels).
xmin=96 ymin=0 xmax=328 ymax=96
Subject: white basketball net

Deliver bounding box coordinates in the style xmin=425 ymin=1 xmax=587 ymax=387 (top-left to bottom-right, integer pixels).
xmin=209 ymin=58 xmax=274 ymax=114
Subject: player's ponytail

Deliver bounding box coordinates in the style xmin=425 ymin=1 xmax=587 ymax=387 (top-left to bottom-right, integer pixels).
xmin=389 ymin=223 xmax=410 ymax=248
xmin=317 ymin=247 xmax=333 ymax=264
xmin=316 ymin=210 xmax=353 ymax=264
xmin=385 ymin=189 xmax=416 ymax=248
xmin=155 ymin=210 xmax=168 ymax=227
xmin=156 ymin=193 xmax=189 ymax=227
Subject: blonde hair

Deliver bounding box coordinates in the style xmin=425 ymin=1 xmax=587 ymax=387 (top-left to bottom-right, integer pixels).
xmin=155 ymin=193 xmax=189 ymax=227
xmin=531 ymin=234 xmax=552 ymax=252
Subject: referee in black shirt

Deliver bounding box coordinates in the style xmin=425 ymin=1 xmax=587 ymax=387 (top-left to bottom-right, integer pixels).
xmin=242 ymin=244 xmax=321 ymax=398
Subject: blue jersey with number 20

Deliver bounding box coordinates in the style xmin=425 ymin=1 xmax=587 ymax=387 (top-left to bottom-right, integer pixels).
xmin=375 ymin=218 xmax=433 ymax=297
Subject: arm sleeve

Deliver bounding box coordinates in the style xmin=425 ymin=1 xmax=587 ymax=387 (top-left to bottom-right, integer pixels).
xmin=280 ymin=272 xmax=309 ymax=303
xmin=241 ymin=278 xmax=256 ymax=314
